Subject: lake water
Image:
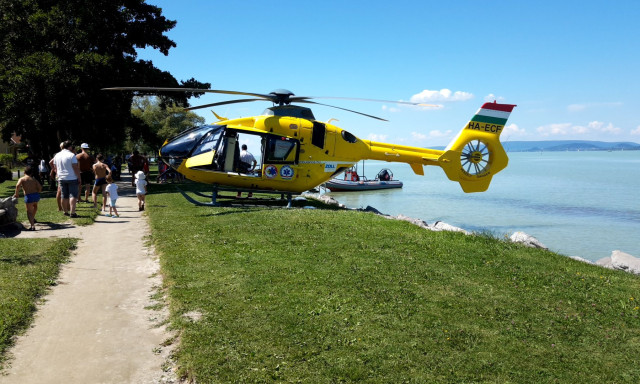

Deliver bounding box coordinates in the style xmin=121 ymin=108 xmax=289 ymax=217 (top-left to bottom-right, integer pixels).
xmin=323 ymin=151 xmax=640 ymax=262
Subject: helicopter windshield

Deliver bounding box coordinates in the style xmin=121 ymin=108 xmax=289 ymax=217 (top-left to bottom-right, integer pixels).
xmin=160 ymin=125 xmax=223 ymax=159
xmin=191 ymin=126 xmax=224 ymax=157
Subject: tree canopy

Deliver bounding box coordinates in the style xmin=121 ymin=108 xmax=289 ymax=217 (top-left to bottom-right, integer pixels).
xmin=0 ymin=0 xmax=210 ymax=158
xmin=130 ymin=96 xmax=205 ymax=154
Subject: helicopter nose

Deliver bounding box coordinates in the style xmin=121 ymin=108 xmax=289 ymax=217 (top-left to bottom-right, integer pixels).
xmin=158 ymin=126 xmax=209 ymax=167
xmin=159 ymin=142 xmax=189 ymax=170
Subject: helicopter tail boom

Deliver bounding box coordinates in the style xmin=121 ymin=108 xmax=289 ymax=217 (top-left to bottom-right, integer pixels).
xmin=366 ymin=101 xmax=516 ymax=193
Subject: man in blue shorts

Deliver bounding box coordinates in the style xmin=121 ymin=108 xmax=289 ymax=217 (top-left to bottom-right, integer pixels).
xmin=92 ymin=154 xmax=111 ymax=211
xmin=52 ymin=140 xmax=81 ymax=218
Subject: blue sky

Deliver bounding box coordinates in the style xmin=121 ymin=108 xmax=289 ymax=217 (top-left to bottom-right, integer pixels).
xmin=137 ymin=0 xmax=640 ymax=146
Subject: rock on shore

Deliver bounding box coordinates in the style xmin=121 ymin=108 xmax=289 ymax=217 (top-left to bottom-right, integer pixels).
xmin=509 ymin=231 xmax=548 ymax=249
xmin=596 ymin=250 xmax=640 ymax=274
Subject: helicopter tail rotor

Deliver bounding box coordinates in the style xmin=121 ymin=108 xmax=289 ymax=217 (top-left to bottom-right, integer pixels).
xmin=437 ymin=102 xmax=516 ymax=192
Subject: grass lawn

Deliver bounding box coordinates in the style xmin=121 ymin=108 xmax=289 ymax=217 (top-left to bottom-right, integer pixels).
xmin=1 ymin=179 xmax=102 ymax=227
xmin=147 ymin=185 xmax=640 ymax=383
xmin=0 ymin=238 xmax=76 ymax=368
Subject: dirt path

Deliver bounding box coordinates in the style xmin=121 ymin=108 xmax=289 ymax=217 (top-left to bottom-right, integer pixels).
xmin=1 ymin=177 xmax=175 ymax=383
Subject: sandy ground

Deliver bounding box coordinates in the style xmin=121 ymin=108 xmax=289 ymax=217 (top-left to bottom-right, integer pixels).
xmin=1 ymin=177 xmax=176 ymax=383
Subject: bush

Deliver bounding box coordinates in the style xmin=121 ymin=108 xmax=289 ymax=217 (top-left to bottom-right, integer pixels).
xmin=16 ymin=153 xmax=28 ymax=163
xmin=0 ymin=154 xmax=13 ymax=168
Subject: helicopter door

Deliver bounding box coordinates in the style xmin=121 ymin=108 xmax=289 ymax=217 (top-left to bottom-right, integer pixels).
xmin=223 ymin=136 xmax=237 ymax=172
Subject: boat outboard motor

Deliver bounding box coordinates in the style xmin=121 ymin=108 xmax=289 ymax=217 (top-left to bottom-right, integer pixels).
xmin=377 ymin=169 xmax=391 ymax=181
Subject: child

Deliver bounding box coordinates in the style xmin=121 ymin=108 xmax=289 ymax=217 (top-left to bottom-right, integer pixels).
xmin=134 ymin=170 xmax=147 ymax=211
xmin=104 ymin=175 xmax=119 ymax=218
xmin=13 ymin=165 xmax=43 ymax=231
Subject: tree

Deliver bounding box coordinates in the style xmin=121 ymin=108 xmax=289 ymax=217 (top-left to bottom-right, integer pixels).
xmin=0 ymin=0 xmax=210 ymax=159
xmin=129 ymin=96 xmax=205 ymax=154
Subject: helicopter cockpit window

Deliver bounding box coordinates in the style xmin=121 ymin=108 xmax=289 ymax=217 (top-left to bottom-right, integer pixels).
xmin=191 ymin=126 xmax=224 ymax=157
xmin=265 ymin=136 xmax=298 ymax=163
xmin=160 ymin=125 xmax=219 ymax=159
xmin=341 ymin=130 xmax=358 ymax=143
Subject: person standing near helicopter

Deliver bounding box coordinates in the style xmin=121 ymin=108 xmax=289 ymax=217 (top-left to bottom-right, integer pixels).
xmin=239 ymin=144 xmax=256 ymax=173
xmin=236 ymin=144 xmax=257 ymax=198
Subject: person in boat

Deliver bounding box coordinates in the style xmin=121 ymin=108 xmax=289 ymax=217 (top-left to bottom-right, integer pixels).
xmin=378 ymin=169 xmax=391 ymax=181
xmin=345 ymin=169 xmax=359 ymax=181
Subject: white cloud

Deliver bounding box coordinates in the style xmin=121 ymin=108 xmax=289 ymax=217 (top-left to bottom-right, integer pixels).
xmin=411 ymin=132 xmax=428 ymax=140
xmin=428 ymin=130 xmax=453 ymax=138
xmin=536 ymin=123 xmax=572 ymax=136
xmin=536 ymin=121 xmax=622 ymax=137
xmin=410 ymin=89 xmax=473 ymax=103
xmin=484 ymin=94 xmax=505 ymax=103
xmin=381 ymin=105 xmax=399 ymax=113
xmin=631 ymin=126 xmax=640 ymax=136
xmin=503 ymin=123 xmax=525 ymax=136
xmin=588 ymin=121 xmax=621 ymax=134
xmin=367 ymin=133 xmax=388 ymax=141
xmin=572 ymin=125 xmax=588 ymax=134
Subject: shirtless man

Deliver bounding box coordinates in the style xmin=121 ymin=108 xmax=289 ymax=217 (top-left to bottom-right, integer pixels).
xmin=92 ymin=153 xmax=110 ymax=211
xmin=76 ymin=143 xmax=95 ymax=202
xmin=14 ymin=165 xmax=43 ymax=230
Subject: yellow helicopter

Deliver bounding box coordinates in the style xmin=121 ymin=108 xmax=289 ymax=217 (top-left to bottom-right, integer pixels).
xmin=105 ymin=87 xmax=516 ymax=205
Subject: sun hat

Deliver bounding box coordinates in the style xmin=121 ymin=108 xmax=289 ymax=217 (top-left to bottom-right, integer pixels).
xmin=136 ymin=170 xmax=146 ymax=180
xmin=81 ymin=143 xmax=89 ymax=149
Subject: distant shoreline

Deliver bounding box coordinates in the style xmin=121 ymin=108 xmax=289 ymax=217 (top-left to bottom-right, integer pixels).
xmin=502 ymin=140 xmax=640 ymax=152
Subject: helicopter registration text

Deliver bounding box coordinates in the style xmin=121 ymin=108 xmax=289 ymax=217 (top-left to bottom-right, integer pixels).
xmin=467 ymin=122 xmax=503 ymax=134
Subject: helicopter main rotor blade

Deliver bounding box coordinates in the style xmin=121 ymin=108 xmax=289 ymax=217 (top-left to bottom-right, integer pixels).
xmin=102 ymin=87 xmax=272 ymax=100
xmin=297 ymin=100 xmax=389 ymax=122
xmin=299 ymin=96 xmax=440 ymax=108
xmin=185 ymin=98 xmax=265 ymax=111
xmin=103 ymin=87 xmax=438 ymax=119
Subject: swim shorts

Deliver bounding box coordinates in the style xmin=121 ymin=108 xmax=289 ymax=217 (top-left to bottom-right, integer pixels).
xmin=94 ymin=178 xmax=107 ymax=187
xmin=60 ymin=179 xmax=79 ymax=199
xmin=110 ymin=198 xmax=117 ymax=208
xmin=24 ymin=192 xmax=41 ymax=204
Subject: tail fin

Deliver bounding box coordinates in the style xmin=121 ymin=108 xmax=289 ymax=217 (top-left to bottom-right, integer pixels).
xmin=439 ymin=102 xmax=516 ymax=192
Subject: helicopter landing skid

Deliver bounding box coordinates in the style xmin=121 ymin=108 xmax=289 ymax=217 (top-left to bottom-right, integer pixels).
xmin=178 ymin=185 xmax=295 ymax=208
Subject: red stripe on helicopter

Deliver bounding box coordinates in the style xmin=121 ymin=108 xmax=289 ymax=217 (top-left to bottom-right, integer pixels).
xmin=480 ymin=102 xmax=517 ymax=113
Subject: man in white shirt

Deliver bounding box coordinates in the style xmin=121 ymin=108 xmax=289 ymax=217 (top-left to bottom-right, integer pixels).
xmin=239 ymin=144 xmax=256 ymax=173
xmin=237 ymin=144 xmax=257 ymax=198
xmin=52 ymin=140 xmax=81 ymax=217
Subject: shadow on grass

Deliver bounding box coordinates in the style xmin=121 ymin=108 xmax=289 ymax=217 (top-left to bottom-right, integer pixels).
xmin=0 ymin=221 xmax=76 ymax=238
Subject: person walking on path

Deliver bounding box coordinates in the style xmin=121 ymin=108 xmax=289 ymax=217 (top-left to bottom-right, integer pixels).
xmin=76 ymin=143 xmax=95 ymax=203
xmin=104 ymin=175 xmax=119 ymax=218
xmin=13 ymin=165 xmax=43 ymax=231
xmin=38 ymin=159 xmax=49 ymax=186
xmin=128 ymin=150 xmax=147 ymax=187
xmin=92 ymin=154 xmax=110 ymax=211
xmin=49 ymin=142 xmax=64 ymax=208
xmin=52 ymin=140 xmax=80 ymax=218
xmin=134 ymin=170 xmax=147 ymax=211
